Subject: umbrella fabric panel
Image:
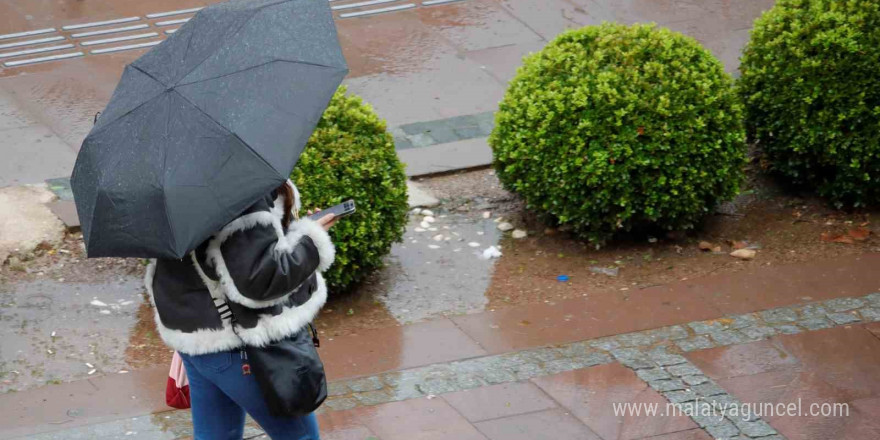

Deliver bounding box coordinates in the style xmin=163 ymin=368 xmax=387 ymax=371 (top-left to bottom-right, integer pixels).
xmin=91 ymin=65 xmax=167 ymax=134
xmin=132 ymin=1 xmax=261 ymax=87
xmin=178 ymin=0 xmax=347 ymax=86
xmin=175 ymin=60 xmax=346 ymax=176
xmin=76 ymin=91 xmax=282 ymax=258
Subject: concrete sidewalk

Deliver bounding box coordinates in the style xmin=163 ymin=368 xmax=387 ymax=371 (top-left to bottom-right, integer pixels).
xmin=3 ymin=253 xmax=879 ymax=439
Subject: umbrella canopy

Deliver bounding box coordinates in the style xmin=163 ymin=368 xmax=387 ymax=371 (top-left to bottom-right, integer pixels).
xmin=71 ymin=0 xmax=348 ymax=259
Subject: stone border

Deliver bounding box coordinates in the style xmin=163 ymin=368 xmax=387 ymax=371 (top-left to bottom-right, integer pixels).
xmin=390 ymin=111 xmax=495 ymax=150
xmin=321 ymin=292 xmax=880 ymax=438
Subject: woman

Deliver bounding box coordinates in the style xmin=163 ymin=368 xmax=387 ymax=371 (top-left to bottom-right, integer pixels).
xmin=145 ymin=181 xmax=335 ymax=439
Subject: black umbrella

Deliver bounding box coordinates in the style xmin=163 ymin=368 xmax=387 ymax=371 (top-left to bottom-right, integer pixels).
xmin=71 ymin=0 xmax=348 ymax=259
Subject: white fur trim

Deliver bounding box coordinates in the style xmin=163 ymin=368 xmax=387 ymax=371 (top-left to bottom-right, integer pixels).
xmin=206 ymin=207 xmax=331 ymax=309
xmin=236 ymin=273 xmax=328 ymax=347
xmin=144 ymin=259 xmax=157 ymax=307
xmin=152 ymin=307 xmax=242 ymax=355
xmin=287 ymin=218 xmax=336 ymax=272
xmin=144 ymin=258 xmax=242 ymax=355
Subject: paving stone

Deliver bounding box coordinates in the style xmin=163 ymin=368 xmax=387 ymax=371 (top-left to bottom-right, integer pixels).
xmin=676 ymin=336 xmax=715 ymax=352
xmin=324 ymin=396 xmax=359 ymax=411
xmin=728 ymin=314 xmax=760 ymax=329
xmin=647 ymin=349 xmax=688 ymax=366
xmin=709 ymin=330 xmax=750 ymax=346
xmin=610 ymin=348 xmax=653 ymax=369
xmin=400 ymin=120 xmax=437 ymax=136
xmin=667 ymin=363 xmax=702 ymax=377
xmin=649 ymin=379 xmax=687 ymax=392
xmin=347 ymin=376 xmax=385 ymax=392
xmin=827 ymin=311 xmax=860 ymax=325
xmin=353 ymin=389 xmax=395 ymax=406
xmin=645 ymin=325 xmax=691 ymax=341
xmin=693 ymin=382 xmax=728 ymax=397
xmin=454 ymin=374 xmax=486 ymax=390
xmin=798 ymin=317 xmax=834 ymax=330
xmin=616 ymin=332 xmax=653 ymax=347
xmin=860 ymin=307 xmax=880 ymax=322
xmin=409 ymin=133 xmax=435 ymax=148
xmin=682 ymin=375 xmax=709 ymax=386
xmin=554 ymin=341 xmax=590 ymax=358
xmin=636 ymin=368 xmax=671 ymax=382
xmin=687 ymin=402 xmax=728 ymax=427
xmin=706 ymin=420 xmax=741 ymax=438
xmin=522 ymin=348 xmax=562 ymax=363
xmin=578 ymin=351 xmax=613 ymax=367
xmin=760 ymin=308 xmax=798 ymax=324
xmin=588 ymin=337 xmax=620 ymax=351
xmin=481 ymin=368 xmax=518 ymax=384
xmin=825 ymin=297 xmax=865 ymax=312
xmin=425 ymin=124 xmax=461 ymax=144
xmin=706 ymin=394 xmax=739 ymax=410
xmin=393 ymin=135 xmax=414 ymax=150
xmin=543 ymin=358 xmax=582 ymax=375
xmin=733 ymin=419 xmax=777 ymax=437
xmin=327 ymin=382 xmax=351 ymax=397
xmin=740 ymin=326 xmax=777 ymax=340
xmin=865 ymin=293 xmax=880 ymax=308
xmin=689 ymin=320 xmax=727 ymax=334
xmin=418 ymin=377 xmax=458 ymax=395
xmin=664 ymin=389 xmax=698 ymax=403
xmin=513 ymin=362 xmax=545 ymax=381
xmin=772 ymin=324 xmax=802 ymax=335
xmin=797 ymin=303 xmax=829 ymax=319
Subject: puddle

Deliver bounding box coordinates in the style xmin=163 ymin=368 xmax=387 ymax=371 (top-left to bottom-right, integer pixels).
xmin=0 ymin=277 xmax=143 ymax=393
xmin=317 ymin=209 xmax=502 ymax=335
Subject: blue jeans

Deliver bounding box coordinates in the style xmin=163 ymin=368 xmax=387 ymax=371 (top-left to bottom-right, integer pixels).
xmin=179 ymin=350 xmax=320 ymax=440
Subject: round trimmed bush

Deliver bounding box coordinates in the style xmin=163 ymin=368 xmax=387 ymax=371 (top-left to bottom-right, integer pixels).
xmin=292 ymin=87 xmax=408 ymax=292
xmin=739 ymin=0 xmax=880 ymax=207
xmin=490 ymin=23 xmax=746 ymax=243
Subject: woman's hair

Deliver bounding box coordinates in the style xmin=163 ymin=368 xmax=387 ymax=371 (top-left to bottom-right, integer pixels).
xmin=277 ymin=182 xmax=295 ymax=229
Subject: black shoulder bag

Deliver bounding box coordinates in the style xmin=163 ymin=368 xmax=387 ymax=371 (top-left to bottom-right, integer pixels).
xmin=215 ymin=297 xmax=328 ymax=417
xmin=208 ymin=282 xmax=327 ymax=417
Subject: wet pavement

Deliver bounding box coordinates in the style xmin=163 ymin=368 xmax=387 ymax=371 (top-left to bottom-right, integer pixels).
xmin=0 ymin=277 xmax=143 ymax=393
xmin=0 ymin=0 xmax=775 ymax=183
xmin=370 ymin=210 xmax=501 ymax=323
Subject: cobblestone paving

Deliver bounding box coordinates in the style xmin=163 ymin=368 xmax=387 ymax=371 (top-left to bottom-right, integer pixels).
xmin=321 ymin=292 xmax=880 ymax=439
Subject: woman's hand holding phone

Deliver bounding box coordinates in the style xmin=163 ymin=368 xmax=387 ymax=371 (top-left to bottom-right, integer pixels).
xmin=308 ymin=208 xmax=337 ymax=231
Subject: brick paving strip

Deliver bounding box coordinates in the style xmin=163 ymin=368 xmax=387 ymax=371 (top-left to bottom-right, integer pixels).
xmin=16 ymin=293 xmax=879 ymax=439
xmin=317 ymin=293 xmax=880 ymax=440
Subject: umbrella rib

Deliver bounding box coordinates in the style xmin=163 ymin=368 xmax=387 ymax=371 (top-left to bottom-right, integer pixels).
xmin=175 ymin=58 xmax=344 ymax=87
xmin=170 ymin=6 xmax=263 ymax=88
xmin=170 ymin=88 xmax=283 ymax=180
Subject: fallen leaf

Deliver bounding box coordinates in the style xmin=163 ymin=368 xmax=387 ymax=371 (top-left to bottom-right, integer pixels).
xmin=698 ymin=241 xmax=714 ymax=251
xmin=821 ymin=232 xmax=854 ymax=244
xmin=848 ymin=227 xmax=871 ymax=242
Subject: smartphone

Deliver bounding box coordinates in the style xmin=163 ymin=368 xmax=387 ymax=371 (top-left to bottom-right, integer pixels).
xmin=308 ymin=199 xmax=356 ymax=221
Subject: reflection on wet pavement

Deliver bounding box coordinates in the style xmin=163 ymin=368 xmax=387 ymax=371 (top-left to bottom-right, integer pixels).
xmin=343 ymin=210 xmax=501 ymax=325
xmin=0 ymin=277 xmax=143 ymax=393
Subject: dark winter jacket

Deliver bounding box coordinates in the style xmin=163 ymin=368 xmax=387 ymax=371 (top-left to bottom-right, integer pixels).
xmin=145 ymin=182 xmax=334 ymax=355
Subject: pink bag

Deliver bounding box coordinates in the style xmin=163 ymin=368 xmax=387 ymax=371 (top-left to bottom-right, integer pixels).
xmin=165 ymin=351 xmax=191 ymax=409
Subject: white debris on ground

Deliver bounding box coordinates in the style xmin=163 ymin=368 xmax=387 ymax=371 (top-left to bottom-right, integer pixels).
xmin=90 ymin=299 xmax=108 ymax=307
xmin=511 ymin=229 xmax=527 ymax=239
xmin=497 ymin=222 xmax=514 ymax=232
xmin=481 ymin=246 xmax=502 ymax=260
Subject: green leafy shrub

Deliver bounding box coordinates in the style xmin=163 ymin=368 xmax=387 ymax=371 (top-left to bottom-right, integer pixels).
xmin=739 ymin=0 xmax=880 ymax=207
xmin=490 ymin=23 xmax=746 ymax=243
xmin=292 ymin=87 xmax=408 ymax=292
